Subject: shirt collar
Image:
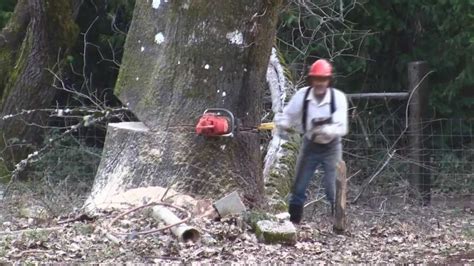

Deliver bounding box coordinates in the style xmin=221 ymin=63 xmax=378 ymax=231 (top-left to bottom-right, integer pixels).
xmin=306 ymin=87 xmax=331 ymax=106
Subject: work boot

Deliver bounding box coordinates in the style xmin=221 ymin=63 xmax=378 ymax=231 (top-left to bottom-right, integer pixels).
xmin=288 ymin=204 xmax=303 ymax=224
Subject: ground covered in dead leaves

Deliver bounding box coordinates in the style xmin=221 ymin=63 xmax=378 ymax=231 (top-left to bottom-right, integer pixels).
xmin=0 ymin=200 xmax=472 ymax=264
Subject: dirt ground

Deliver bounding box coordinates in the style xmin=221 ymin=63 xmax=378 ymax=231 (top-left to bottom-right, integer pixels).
xmin=0 ymin=193 xmax=472 ymax=264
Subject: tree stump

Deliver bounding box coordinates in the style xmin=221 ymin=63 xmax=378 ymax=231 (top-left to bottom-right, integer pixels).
xmin=84 ymin=122 xmax=247 ymax=211
xmin=333 ymin=160 xmax=347 ymax=234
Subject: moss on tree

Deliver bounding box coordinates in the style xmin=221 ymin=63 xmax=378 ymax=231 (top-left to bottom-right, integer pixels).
xmin=265 ymin=134 xmax=301 ymax=211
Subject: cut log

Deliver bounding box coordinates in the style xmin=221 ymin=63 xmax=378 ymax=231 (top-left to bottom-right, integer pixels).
xmin=151 ymin=206 xmax=200 ymax=242
xmin=333 ymin=160 xmax=347 ymax=234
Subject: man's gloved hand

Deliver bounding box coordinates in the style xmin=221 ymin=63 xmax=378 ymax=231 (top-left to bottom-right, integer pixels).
xmin=273 ymin=113 xmax=291 ymax=140
xmin=307 ymin=124 xmax=336 ymax=144
xmin=319 ymin=124 xmax=337 ymax=137
xmin=274 ymin=113 xmax=291 ymax=130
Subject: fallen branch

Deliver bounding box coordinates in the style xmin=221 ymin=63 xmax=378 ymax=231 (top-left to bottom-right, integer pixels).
xmin=107 ymin=201 xmax=193 ymax=238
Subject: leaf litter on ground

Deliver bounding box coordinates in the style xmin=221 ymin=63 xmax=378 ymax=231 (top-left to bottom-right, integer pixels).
xmin=0 ymin=200 xmax=472 ymax=264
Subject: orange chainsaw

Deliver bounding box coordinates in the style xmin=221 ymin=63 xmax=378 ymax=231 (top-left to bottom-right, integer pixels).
xmin=195 ymin=108 xmax=274 ymax=137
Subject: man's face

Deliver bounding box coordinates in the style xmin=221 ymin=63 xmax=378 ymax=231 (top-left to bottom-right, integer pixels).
xmin=309 ymin=76 xmax=330 ymax=96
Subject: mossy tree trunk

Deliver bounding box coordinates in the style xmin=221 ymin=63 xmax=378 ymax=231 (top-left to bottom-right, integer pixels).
xmin=0 ymin=0 xmax=78 ymax=167
xmin=90 ymin=0 xmax=281 ymax=207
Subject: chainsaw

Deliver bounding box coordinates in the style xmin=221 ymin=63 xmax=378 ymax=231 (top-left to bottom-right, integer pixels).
xmin=195 ymin=108 xmax=275 ymax=137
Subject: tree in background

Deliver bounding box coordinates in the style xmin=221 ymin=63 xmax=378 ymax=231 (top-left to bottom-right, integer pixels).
xmin=0 ymin=0 xmax=135 ymax=177
xmin=0 ymin=0 xmax=78 ymax=169
xmin=276 ymin=0 xmax=372 ymax=87
xmin=277 ymin=0 xmax=473 ymax=117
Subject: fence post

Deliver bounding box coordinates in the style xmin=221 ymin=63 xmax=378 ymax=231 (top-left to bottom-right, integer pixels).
xmin=407 ymin=61 xmax=431 ymax=205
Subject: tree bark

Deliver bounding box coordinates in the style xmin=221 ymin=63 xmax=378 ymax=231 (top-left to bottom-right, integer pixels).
xmin=89 ymin=0 xmax=281 ymax=207
xmin=0 ymin=0 xmax=79 ymax=166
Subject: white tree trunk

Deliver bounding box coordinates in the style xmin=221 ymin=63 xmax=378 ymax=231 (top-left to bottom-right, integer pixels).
xmin=263 ymin=48 xmax=288 ymax=180
xmin=263 ymin=48 xmax=300 ymax=209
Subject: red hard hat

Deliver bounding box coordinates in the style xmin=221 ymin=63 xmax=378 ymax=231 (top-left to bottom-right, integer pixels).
xmin=308 ymin=59 xmax=332 ymax=77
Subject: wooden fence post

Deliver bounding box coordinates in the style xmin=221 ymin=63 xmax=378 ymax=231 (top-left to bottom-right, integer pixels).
xmin=333 ymin=160 xmax=347 ymax=234
xmin=407 ymin=61 xmax=431 ymax=206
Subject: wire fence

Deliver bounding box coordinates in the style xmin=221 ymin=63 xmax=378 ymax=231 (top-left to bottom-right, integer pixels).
xmin=7 ymin=127 xmax=104 ymax=215
xmin=4 ymin=107 xmax=472 ymax=213
xmin=344 ymin=117 xmax=473 ymax=195
xmin=303 ymin=116 xmax=473 ymax=211
xmin=23 ymin=117 xmax=474 ymax=190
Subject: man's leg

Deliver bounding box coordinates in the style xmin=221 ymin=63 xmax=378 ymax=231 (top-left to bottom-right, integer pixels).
xmin=289 ymin=139 xmax=321 ymax=223
xmin=321 ymin=142 xmax=342 ymax=215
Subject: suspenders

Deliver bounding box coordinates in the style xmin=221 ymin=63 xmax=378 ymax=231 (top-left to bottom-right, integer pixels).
xmin=301 ymin=88 xmax=336 ymax=133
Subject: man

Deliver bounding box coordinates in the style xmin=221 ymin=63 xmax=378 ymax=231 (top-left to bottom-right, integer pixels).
xmin=274 ymin=59 xmax=348 ymax=224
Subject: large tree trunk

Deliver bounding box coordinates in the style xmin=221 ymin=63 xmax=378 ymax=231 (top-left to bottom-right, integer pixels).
xmin=0 ymin=0 xmax=78 ymax=166
xmin=86 ymin=0 xmax=281 ymax=209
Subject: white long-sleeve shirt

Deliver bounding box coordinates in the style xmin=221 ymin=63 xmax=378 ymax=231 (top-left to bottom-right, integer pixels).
xmin=274 ymin=86 xmax=348 ymax=144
